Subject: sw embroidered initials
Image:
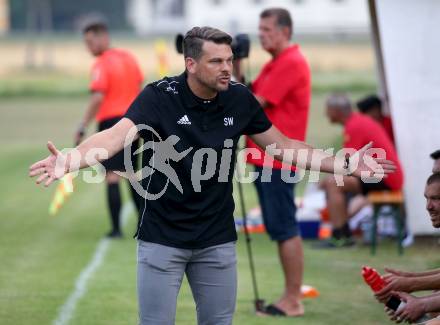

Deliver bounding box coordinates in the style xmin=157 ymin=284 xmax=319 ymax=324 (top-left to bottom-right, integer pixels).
xmin=224 ymin=117 xmax=234 ymax=126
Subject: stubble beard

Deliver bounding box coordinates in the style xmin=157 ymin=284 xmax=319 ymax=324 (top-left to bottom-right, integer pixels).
xmin=196 ymin=73 xmax=228 ymax=94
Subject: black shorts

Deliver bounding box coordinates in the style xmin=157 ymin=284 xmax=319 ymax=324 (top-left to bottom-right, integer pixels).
xmin=254 ymin=166 xmax=299 ymax=241
xmin=359 ymin=179 xmax=390 ymax=195
xmin=98 ymin=117 xmax=140 ymax=172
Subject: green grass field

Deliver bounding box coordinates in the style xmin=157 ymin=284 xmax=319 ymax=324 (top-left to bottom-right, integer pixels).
xmin=2 ymin=93 xmax=440 ymax=325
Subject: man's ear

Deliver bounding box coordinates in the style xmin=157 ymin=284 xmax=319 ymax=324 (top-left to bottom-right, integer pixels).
xmin=185 ymin=57 xmax=197 ymax=74
xmin=282 ymin=26 xmax=291 ymax=39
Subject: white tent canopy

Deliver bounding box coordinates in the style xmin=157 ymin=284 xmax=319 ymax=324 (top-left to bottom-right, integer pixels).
xmin=369 ymin=0 xmax=440 ymax=235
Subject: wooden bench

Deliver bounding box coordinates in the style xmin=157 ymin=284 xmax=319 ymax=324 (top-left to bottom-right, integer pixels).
xmin=367 ymin=190 xmax=405 ymax=255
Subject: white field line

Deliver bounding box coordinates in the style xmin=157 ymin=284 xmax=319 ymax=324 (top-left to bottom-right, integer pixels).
xmin=52 ymin=203 xmax=134 ymax=325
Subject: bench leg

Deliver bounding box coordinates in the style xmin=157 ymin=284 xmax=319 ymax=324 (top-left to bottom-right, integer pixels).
xmin=396 ymin=203 xmax=404 ymax=256
xmin=371 ymin=205 xmax=379 ymax=255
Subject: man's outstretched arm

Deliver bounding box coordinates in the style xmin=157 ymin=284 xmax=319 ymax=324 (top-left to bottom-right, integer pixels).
xmin=29 ymin=117 xmax=138 ymax=187
xmin=384 ymin=267 xmax=440 ymax=278
xmin=376 ymin=271 xmax=440 ymax=303
xmin=250 ymin=125 xmax=396 ymax=177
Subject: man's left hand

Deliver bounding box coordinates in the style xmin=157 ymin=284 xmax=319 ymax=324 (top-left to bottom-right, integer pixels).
xmin=350 ymin=142 xmax=397 ymax=179
xmin=392 ymin=292 xmax=427 ymax=323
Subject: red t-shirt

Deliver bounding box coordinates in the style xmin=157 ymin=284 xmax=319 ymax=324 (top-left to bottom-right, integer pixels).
xmin=90 ymin=48 xmax=143 ymax=122
xmin=246 ymin=45 xmax=311 ymax=170
xmin=381 ymin=116 xmax=395 ymax=145
xmin=344 ymin=113 xmax=403 ymax=190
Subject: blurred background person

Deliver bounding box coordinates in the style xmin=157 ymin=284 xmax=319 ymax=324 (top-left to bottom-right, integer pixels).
xmin=318 ymin=93 xmax=403 ymax=248
xmin=348 ymin=94 xmax=396 ymax=225
xmin=431 ymin=150 xmax=440 ymax=173
xmin=76 ymin=19 xmax=144 ymax=238
xmin=233 ymin=7 xmax=310 ymax=317
xmin=356 ymin=94 xmax=395 ymax=144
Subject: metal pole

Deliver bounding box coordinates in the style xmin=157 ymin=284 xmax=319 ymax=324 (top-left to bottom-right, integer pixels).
xmin=235 ymin=156 xmax=265 ymax=312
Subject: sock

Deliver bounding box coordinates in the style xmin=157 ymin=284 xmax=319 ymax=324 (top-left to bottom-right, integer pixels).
xmin=107 ymin=183 xmax=121 ymax=232
xmin=341 ymin=222 xmax=352 ymax=238
xmin=332 ymin=227 xmax=343 ymax=240
xmin=332 ymin=223 xmax=352 ymax=240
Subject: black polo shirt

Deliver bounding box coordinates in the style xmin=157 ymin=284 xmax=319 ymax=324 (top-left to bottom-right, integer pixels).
xmin=124 ymin=73 xmax=272 ymax=249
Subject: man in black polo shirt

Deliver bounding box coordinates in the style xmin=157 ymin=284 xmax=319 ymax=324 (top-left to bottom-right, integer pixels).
xmin=30 ymin=26 xmax=396 ymax=325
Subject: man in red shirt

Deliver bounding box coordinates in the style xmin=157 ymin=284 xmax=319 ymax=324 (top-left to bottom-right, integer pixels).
xmin=320 ymin=93 xmax=404 ymax=247
xmin=356 ymin=95 xmax=395 ymax=145
xmin=234 ymin=8 xmax=310 ymax=317
xmin=75 ymin=20 xmax=144 ymax=238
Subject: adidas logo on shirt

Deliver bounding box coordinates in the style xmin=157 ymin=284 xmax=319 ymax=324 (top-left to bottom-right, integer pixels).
xmin=177 ymin=115 xmax=191 ymax=125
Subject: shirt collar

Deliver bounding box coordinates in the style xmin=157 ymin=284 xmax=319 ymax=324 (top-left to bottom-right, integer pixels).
xmin=177 ymin=72 xmax=226 ymax=111
xmin=272 ymin=44 xmax=298 ymax=62
xmin=177 ymin=72 xmax=198 ymax=108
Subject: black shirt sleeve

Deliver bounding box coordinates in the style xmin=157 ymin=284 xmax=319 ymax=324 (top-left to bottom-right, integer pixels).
xmin=124 ymin=85 xmax=160 ymax=130
xmin=242 ymin=90 xmax=272 ymax=135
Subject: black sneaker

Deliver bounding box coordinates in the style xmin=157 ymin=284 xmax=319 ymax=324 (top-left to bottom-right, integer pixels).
xmin=312 ymin=237 xmax=355 ymax=249
xmin=106 ymin=229 xmax=123 ymax=239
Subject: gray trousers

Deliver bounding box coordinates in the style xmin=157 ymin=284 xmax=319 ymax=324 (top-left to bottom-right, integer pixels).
xmin=137 ymin=240 xmax=237 ymax=325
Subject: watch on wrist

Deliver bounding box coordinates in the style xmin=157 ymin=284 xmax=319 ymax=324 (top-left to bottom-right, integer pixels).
xmin=343 ymin=154 xmax=353 ymax=176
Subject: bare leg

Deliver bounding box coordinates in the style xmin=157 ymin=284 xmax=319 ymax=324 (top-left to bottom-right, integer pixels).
xmin=348 ymin=194 xmax=369 ymax=218
xmin=274 ymin=235 xmax=304 ymax=316
xmin=322 ymin=176 xmax=362 ymax=228
xmin=106 ymin=171 xmax=120 ymax=184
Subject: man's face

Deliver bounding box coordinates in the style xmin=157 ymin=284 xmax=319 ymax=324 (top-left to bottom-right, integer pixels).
xmin=258 ymin=16 xmax=288 ymax=53
xmin=433 ymin=159 xmax=440 ymax=173
xmin=187 ymin=41 xmax=233 ymax=92
xmin=326 ymin=106 xmax=341 ymax=124
xmin=83 ymin=31 xmax=108 ymax=56
xmin=425 ymin=182 xmax=440 ymax=228
xmin=363 ymin=107 xmax=382 ymax=122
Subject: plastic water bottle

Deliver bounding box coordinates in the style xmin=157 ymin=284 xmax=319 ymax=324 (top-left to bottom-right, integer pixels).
xmin=362 ymin=266 xmax=431 ymax=323
xmin=362 ymin=266 xmax=401 ymax=310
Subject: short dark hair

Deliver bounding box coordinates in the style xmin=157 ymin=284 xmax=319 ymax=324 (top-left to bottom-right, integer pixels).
xmin=427 ymin=173 xmax=440 ymax=186
xmin=356 ymin=95 xmax=382 ymax=113
xmin=260 ymin=8 xmax=293 ymax=38
xmin=183 ymin=26 xmax=232 ymax=60
xmin=431 ymin=150 xmax=440 ymax=160
xmin=82 ymin=21 xmax=108 ymax=34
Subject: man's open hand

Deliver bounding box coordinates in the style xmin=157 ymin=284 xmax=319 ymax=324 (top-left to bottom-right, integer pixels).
xmin=29 ymin=141 xmax=67 ymax=187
